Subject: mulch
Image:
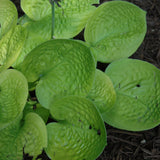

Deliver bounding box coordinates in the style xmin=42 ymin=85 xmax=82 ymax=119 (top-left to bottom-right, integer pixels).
xmin=12 ymin=0 xmax=160 ymax=159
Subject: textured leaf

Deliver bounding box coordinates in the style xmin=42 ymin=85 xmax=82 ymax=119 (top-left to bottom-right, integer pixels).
xmin=21 ymin=0 xmax=51 ymax=21
xmin=84 ymin=1 xmax=147 ymax=62
xmin=105 ymin=58 xmax=160 ymax=131
xmin=0 ymin=25 xmax=27 ymax=72
xmin=16 ymin=113 xmax=47 ymax=159
xmin=87 ymin=69 xmax=116 ymax=116
xmin=46 ymin=96 xmax=106 ymax=160
xmin=19 ymin=39 xmax=96 ymax=108
xmin=0 ymin=69 xmax=28 ymax=129
xmin=14 ymin=0 xmax=99 ymax=67
xmin=0 ymin=0 xmax=18 ymax=38
xmin=0 ymin=113 xmax=47 ymax=160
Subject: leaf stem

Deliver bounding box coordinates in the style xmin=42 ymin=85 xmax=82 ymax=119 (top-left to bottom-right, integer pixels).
xmin=49 ymin=0 xmax=55 ymax=39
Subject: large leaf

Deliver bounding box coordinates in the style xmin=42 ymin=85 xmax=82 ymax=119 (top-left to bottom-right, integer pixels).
xmin=84 ymin=1 xmax=147 ymax=62
xmin=0 ymin=25 xmax=27 ymax=72
xmin=46 ymin=96 xmax=106 ymax=160
xmin=0 ymin=0 xmax=18 ymax=39
xmin=19 ymin=39 xmax=96 ymax=108
xmin=14 ymin=0 xmax=99 ymax=67
xmin=105 ymin=58 xmax=160 ymax=131
xmin=0 ymin=69 xmax=28 ymax=129
xmin=87 ymin=69 xmax=116 ymax=116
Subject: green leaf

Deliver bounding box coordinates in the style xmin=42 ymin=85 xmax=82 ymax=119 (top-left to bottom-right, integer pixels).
xmin=21 ymin=0 xmax=51 ymax=21
xmin=0 ymin=25 xmax=27 ymax=72
xmin=19 ymin=39 xmax=96 ymax=108
xmin=0 ymin=0 xmax=18 ymax=39
xmin=23 ymin=103 xmax=50 ymax=123
xmin=14 ymin=0 xmax=99 ymax=67
xmin=0 ymin=113 xmax=47 ymax=160
xmin=46 ymin=96 xmax=106 ymax=160
xmin=0 ymin=69 xmax=28 ymax=129
xmin=105 ymin=58 xmax=160 ymax=131
xmin=84 ymin=1 xmax=147 ymax=63
xmin=16 ymin=113 xmax=47 ymax=159
xmin=87 ymin=69 xmax=116 ymax=116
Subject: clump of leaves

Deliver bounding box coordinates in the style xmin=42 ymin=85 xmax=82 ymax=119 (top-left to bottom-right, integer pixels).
xmin=0 ymin=0 xmax=160 ymax=160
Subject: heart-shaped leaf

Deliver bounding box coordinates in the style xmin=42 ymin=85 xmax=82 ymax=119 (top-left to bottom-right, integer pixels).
xmin=105 ymin=58 xmax=160 ymax=131
xmin=19 ymin=39 xmax=96 ymax=108
xmin=46 ymin=96 xmax=106 ymax=160
xmin=84 ymin=1 xmax=147 ymax=63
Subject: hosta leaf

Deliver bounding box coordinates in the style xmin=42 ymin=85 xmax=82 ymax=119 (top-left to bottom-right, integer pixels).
xmin=21 ymin=0 xmax=51 ymax=21
xmin=0 ymin=113 xmax=47 ymax=160
xmin=0 ymin=69 xmax=28 ymax=129
xmin=16 ymin=113 xmax=47 ymax=159
xmin=0 ymin=0 xmax=18 ymax=39
xmin=0 ymin=25 xmax=27 ymax=72
xmin=46 ymin=96 xmax=106 ymax=160
xmin=87 ymin=69 xmax=116 ymax=115
xmin=14 ymin=0 xmax=99 ymax=67
xmin=19 ymin=39 xmax=96 ymax=108
xmin=84 ymin=1 xmax=147 ymax=63
xmin=105 ymin=58 xmax=160 ymax=131
xmin=23 ymin=103 xmax=50 ymax=123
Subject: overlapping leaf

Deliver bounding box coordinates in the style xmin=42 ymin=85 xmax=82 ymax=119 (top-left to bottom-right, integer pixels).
xmin=105 ymin=58 xmax=160 ymax=131
xmin=84 ymin=1 xmax=147 ymax=62
xmin=14 ymin=0 xmax=99 ymax=67
xmin=87 ymin=69 xmax=116 ymax=116
xmin=19 ymin=39 xmax=96 ymax=108
xmin=0 ymin=70 xmax=47 ymax=159
xmin=46 ymin=96 xmax=106 ymax=160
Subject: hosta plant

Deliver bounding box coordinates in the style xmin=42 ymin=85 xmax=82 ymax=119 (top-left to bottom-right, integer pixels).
xmin=0 ymin=0 xmax=160 ymax=160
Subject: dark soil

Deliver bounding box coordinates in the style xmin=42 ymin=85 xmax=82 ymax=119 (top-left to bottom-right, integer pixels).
xmin=12 ymin=0 xmax=160 ymax=159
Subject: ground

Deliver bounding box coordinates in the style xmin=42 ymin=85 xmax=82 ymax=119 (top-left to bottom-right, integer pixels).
xmin=12 ymin=0 xmax=160 ymax=159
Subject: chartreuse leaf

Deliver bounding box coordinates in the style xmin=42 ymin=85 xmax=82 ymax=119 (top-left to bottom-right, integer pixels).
xmin=23 ymin=103 xmax=50 ymax=123
xmin=84 ymin=1 xmax=147 ymax=63
xmin=46 ymin=96 xmax=106 ymax=160
xmin=105 ymin=58 xmax=160 ymax=131
xmin=0 ymin=69 xmax=28 ymax=129
xmin=21 ymin=0 xmax=51 ymax=21
xmin=0 ymin=70 xmax=47 ymax=159
xmin=0 ymin=0 xmax=18 ymax=39
xmin=14 ymin=0 xmax=99 ymax=67
xmin=19 ymin=39 xmax=96 ymax=108
xmin=0 ymin=25 xmax=27 ymax=72
xmin=87 ymin=69 xmax=116 ymax=116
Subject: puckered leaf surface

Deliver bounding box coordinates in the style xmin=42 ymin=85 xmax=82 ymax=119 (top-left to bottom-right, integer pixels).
xmin=19 ymin=39 xmax=96 ymax=108
xmin=0 ymin=0 xmax=18 ymax=39
xmin=46 ymin=96 xmax=106 ymax=160
xmin=105 ymin=58 xmax=160 ymax=131
xmin=84 ymin=1 xmax=147 ymax=62
xmin=87 ymin=69 xmax=116 ymax=116
xmin=0 ymin=69 xmax=28 ymax=129
xmin=0 ymin=25 xmax=27 ymax=72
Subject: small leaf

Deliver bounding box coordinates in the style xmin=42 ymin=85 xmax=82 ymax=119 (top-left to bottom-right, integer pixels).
xmin=0 ymin=25 xmax=27 ymax=72
xmin=84 ymin=1 xmax=147 ymax=62
xmin=19 ymin=39 xmax=96 ymax=108
xmin=0 ymin=0 xmax=18 ymax=38
xmin=105 ymin=58 xmax=160 ymax=131
xmin=0 ymin=69 xmax=28 ymax=129
xmin=87 ymin=69 xmax=116 ymax=115
xmin=46 ymin=96 xmax=106 ymax=160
